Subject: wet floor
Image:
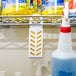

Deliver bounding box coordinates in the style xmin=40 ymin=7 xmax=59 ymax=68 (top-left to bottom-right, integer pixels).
xmin=0 ymin=27 xmax=75 ymax=76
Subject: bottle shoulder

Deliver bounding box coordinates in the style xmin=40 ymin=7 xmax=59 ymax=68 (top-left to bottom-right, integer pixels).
xmin=52 ymin=50 xmax=76 ymax=59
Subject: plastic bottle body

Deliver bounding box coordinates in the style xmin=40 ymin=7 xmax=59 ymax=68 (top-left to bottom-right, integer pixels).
xmin=52 ymin=49 xmax=76 ymax=76
xmin=52 ymin=56 xmax=76 ymax=76
xmin=52 ymin=32 xmax=76 ymax=76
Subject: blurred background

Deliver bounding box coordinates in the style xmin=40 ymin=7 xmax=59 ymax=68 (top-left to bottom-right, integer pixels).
xmin=0 ymin=27 xmax=75 ymax=76
xmin=0 ymin=0 xmax=75 ymax=76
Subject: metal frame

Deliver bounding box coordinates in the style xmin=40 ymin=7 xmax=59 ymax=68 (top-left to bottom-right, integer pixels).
xmin=0 ymin=15 xmax=76 ymax=26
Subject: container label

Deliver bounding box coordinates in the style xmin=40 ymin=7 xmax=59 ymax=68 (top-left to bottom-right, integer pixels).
xmin=48 ymin=0 xmax=64 ymax=6
xmin=42 ymin=0 xmax=46 ymax=12
xmin=58 ymin=71 xmax=76 ymax=76
xmin=46 ymin=0 xmax=48 ymax=6
xmin=57 ymin=0 xmax=64 ymax=6
xmin=69 ymin=0 xmax=76 ymax=15
xmin=18 ymin=0 xmax=26 ymax=3
xmin=69 ymin=0 xmax=76 ymax=9
xmin=30 ymin=0 xmax=33 ymax=8
xmin=2 ymin=0 xmax=26 ymax=10
xmin=38 ymin=0 xmax=41 ymax=12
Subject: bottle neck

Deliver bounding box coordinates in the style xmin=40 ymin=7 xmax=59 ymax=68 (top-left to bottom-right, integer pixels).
xmin=57 ymin=27 xmax=72 ymax=52
xmin=63 ymin=2 xmax=69 ymax=18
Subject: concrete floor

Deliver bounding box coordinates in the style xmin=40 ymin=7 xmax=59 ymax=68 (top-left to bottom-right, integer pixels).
xmin=0 ymin=27 xmax=75 ymax=76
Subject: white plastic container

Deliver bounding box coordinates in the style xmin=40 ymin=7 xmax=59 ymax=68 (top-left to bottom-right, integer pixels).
xmin=15 ymin=72 xmax=22 ymax=76
xmin=0 ymin=71 xmax=6 ymax=76
xmin=52 ymin=17 xmax=76 ymax=76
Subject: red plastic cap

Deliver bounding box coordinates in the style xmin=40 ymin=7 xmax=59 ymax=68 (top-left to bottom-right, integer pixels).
xmin=61 ymin=27 xmax=71 ymax=33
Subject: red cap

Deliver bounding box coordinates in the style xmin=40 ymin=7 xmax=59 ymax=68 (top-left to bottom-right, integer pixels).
xmin=61 ymin=27 xmax=71 ymax=33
